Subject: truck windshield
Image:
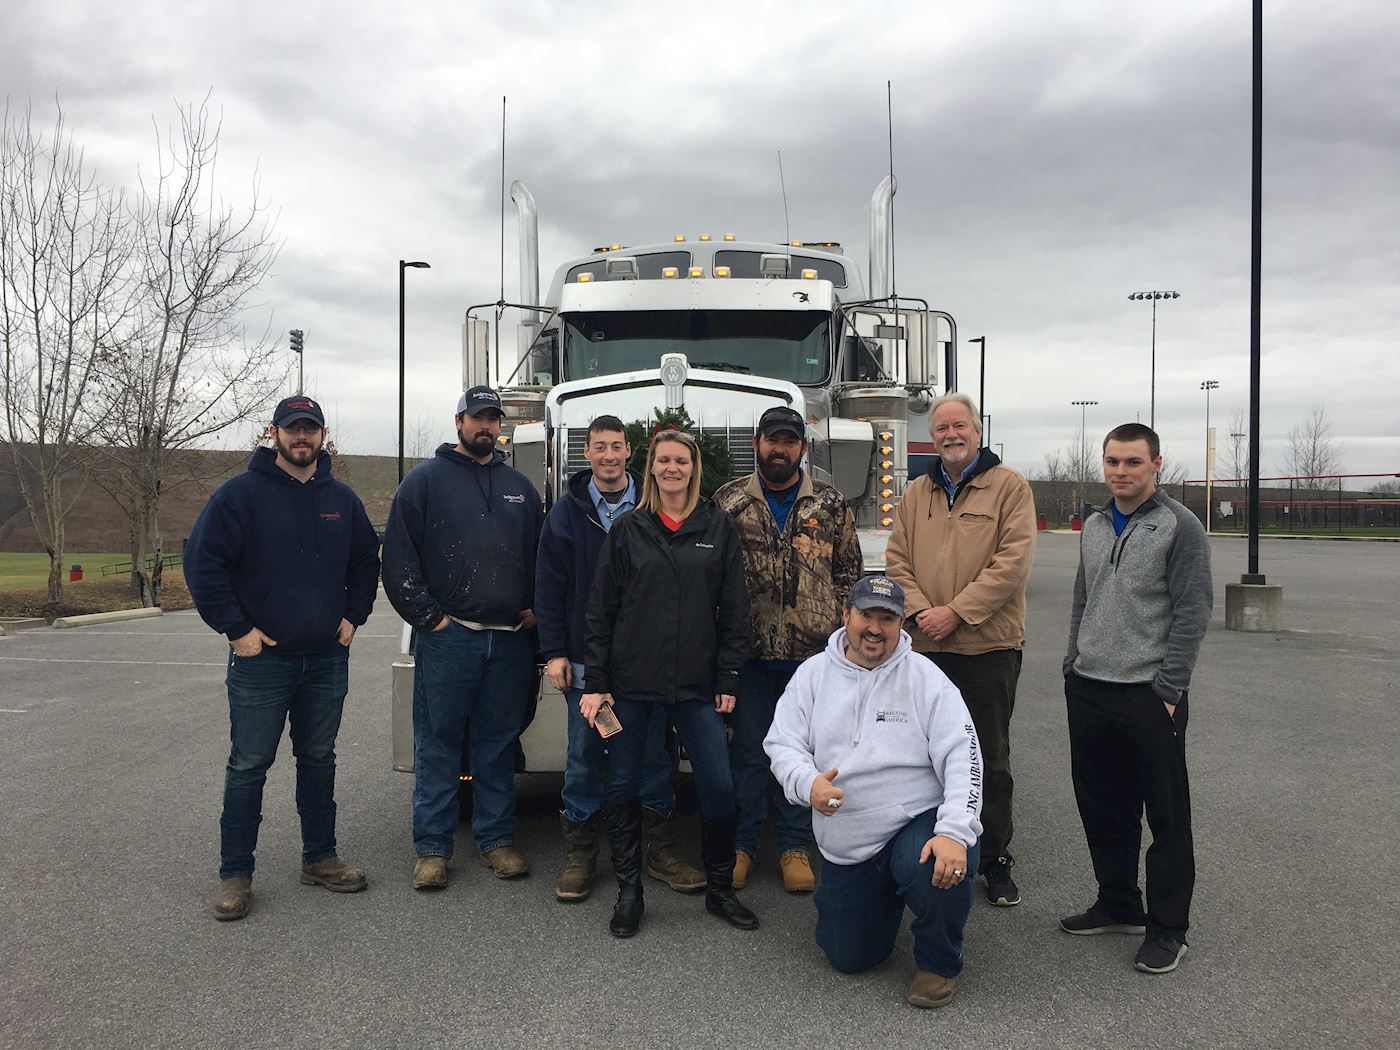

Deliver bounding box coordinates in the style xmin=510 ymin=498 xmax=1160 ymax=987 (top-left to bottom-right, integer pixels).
xmin=563 ymin=310 xmax=830 ymax=385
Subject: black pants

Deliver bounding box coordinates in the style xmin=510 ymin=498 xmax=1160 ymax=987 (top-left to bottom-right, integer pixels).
xmin=927 ymin=649 xmax=1021 ymax=867
xmin=1065 ymin=670 xmax=1195 ymax=939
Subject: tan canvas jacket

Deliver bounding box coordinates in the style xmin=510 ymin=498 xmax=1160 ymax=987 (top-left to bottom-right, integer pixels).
xmin=714 ymin=472 xmax=862 ymax=662
xmin=884 ymin=457 xmax=1037 ymax=656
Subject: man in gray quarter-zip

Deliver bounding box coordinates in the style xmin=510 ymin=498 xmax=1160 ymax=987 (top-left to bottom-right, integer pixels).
xmin=1061 ymin=422 xmax=1212 ymax=976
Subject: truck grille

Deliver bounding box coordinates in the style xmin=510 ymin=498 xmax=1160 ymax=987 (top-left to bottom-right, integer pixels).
xmin=564 ymin=425 xmax=757 ymax=478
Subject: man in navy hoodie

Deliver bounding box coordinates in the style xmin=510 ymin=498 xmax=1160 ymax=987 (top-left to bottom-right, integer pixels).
xmin=185 ymin=395 xmax=381 ymax=922
xmin=382 ymin=386 xmax=542 ymax=890
xmin=535 ymin=415 xmax=704 ymax=903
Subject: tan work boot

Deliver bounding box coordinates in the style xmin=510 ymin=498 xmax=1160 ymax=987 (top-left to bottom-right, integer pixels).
xmin=642 ymin=806 xmax=705 ymax=893
xmin=732 ymin=850 xmax=753 ymax=889
xmin=213 ymin=876 xmax=252 ymax=921
xmin=300 ymin=855 xmax=367 ymax=893
xmin=555 ymin=814 xmax=600 ymax=901
xmin=906 ymin=970 xmax=957 ymax=1009
xmin=481 ymin=844 xmax=529 ymax=879
xmin=779 ymin=850 xmax=816 ymax=893
xmin=412 ymin=855 xmax=448 ymax=891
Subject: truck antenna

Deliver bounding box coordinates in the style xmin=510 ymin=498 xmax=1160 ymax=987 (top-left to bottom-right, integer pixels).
xmin=777 ymin=150 xmax=791 ymax=266
xmin=887 ymin=80 xmax=897 ymax=303
xmin=497 ymin=95 xmax=507 ymax=384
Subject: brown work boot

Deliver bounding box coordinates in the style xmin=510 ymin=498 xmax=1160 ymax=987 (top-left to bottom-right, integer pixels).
xmin=779 ymin=850 xmax=816 ymax=893
xmin=299 ymin=855 xmax=368 ymax=893
xmin=642 ymin=806 xmax=705 ymax=893
xmin=412 ymin=855 xmax=448 ymax=891
xmin=480 ymin=844 xmax=529 ymax=879
xmin=555 ymin=814 xmax=600 ymax=902
xmin=732 ymin=850 xmax=753 ymax=889
xmin=213 ymin=876 xmax=252 ymax=921
xmin=906 ymin=970 xmax=957 ymax=1009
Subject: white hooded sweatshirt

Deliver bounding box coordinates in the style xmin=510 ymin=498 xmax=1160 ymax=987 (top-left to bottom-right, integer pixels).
xmin=763 ymin=627 xmax=983 ymax=865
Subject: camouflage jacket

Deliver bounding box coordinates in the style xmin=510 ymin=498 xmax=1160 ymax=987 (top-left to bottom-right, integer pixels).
xmin=713 ymin=472 xmax=862 ymax=662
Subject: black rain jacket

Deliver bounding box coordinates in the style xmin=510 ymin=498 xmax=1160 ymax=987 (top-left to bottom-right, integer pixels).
xmin=584 ymin=500 xmax=749 ymax=705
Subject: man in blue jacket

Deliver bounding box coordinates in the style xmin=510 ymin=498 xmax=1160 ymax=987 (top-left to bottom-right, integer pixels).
xmin=535 ymin=415 xmax=704 ymax=902
xmin=185 ymin=395 xmax=381 ymax=921
xmin=382 ymin=386 xmax=542 ymax=890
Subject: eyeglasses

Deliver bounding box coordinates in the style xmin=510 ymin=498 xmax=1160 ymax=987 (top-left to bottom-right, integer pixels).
xmin=280 ymin=421 xmax=322 ymax=435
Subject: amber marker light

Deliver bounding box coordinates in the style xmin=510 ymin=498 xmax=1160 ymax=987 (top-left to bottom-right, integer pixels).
xmin=674 ymin=234 xmax=686 ymax=242
xmin=713 ymin=266 xmax=731 ymax=278
xmin=688 ymin=266 xmax=705 ymax=278
xmin=699 ymin=233 xmax=712 ymax=241
xmin=578 ymin=273 xmax=594 ymax=282
xmin=723 ymin=233 xmax=736 ymax=241
xmin=801 ymin=268 xmax=818 ymax=279
xmin=662 ymin=266 xmax=680 ymax=279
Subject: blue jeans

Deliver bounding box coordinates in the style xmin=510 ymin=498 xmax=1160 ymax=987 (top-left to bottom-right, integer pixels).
xmin=220 ymin=646 xmax=349 ymax=879
xmin=412 ymin=623 xmax=534 ymax=858
xmin=605 ymin=698 xmax=735 ymax=820
xmin=563 ymin=686 xmax=676 ymax=825
xmin=814 ymin=810 xmax=980 ymax=979
xmin=731 ymin=663 xmax=811 ymax=857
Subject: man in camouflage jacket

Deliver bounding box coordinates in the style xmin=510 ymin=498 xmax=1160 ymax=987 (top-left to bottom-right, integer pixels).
xmin=714 ymin=405 xmax=863 ymax=892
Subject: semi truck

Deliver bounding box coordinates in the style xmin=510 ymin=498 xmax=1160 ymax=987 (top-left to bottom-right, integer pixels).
xmin=390 ymin=176 xmax=960 ymax=774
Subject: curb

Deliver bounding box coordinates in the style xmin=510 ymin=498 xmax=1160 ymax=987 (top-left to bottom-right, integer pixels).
xmin=0 ymin=617 xmax=48 ymax=632
xmin=52 ymin=607 xmax=164 ymax=629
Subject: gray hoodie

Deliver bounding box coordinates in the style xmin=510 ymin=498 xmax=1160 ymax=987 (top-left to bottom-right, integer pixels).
xmin=764 ymin=628 xmax=984 ymax=865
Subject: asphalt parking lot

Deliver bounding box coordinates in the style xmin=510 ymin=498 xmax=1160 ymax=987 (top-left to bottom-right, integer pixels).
xmin=2 ymin=535 xmax=1397 ymax=1050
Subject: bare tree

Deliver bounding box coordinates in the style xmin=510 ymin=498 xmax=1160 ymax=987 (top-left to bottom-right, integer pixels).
xmin=1282 ymin=404 xmax=1342 ymax=502
xmin=1222 ymin=409 xmax=1249 ymax=486
xmin=407 ymin=411 xmax=440 ymax=461
xmin=1 ymin=101 xmax=133 ymax=600
xmin=96 ymin=96 xmax=284 ymax=606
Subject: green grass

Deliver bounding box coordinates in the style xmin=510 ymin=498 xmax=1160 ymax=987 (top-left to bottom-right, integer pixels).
xmin=0 ymin=552 xmax=126 ymax=592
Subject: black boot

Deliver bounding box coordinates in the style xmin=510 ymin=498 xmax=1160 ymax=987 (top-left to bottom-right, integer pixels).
xmin=701 ymin=817 xmax=759 ymax=930
xmin=604 ymin=798 xmax=645 ymax=938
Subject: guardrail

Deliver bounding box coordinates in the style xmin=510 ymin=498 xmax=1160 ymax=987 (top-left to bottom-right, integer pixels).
xmin=100 ymin=554 xmax=183 ymax=577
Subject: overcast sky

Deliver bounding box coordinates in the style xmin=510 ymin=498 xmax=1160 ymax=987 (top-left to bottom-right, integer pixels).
xmin=6 ymin=0 xmax=1397 ymax=482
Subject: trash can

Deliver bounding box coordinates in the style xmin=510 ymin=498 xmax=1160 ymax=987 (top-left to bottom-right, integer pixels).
xmin=1070 ymin=515 xmax=1083 ymax=532
xmin=1037 ymin=514 xmax=1048 ymax=532
xmin=69 ymin=564 xmax=83 ymax=581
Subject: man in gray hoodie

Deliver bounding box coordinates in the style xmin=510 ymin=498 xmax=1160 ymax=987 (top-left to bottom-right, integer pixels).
xmin=1062 ymin=423 xmax=1212 ymax=976
xmin=764 ymin=576 xmax=983 ymax=1010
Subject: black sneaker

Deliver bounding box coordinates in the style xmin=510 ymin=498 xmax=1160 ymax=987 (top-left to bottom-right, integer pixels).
xmin=1060 ymin=904 xmax=1147 ymax=935
xmin=982 ymin=853 xmax=1021 ymax=906
xmin=1135 ymin=933 xmax=1188 ymax=973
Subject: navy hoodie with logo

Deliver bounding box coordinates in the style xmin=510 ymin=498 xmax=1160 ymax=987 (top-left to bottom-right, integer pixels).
xmin=184 ymin=446 xmax=381 ymax=655
xmin=381 ymin=443 xmax=542 ymax=631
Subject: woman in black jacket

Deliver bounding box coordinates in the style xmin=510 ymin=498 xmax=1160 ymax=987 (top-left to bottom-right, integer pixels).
xmin=582 ymin=428 xmax=755 ymax=938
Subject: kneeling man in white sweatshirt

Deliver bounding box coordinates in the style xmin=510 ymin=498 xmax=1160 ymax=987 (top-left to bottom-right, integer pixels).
xmin=764 ymin=575 xmax=983 ymax=1009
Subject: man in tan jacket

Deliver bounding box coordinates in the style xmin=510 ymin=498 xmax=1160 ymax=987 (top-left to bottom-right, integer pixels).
xmin=884 ymin=393 xmax=1036 ymax=907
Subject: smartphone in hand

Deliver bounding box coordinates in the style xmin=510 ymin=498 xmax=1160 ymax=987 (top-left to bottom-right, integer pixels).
xmin=594 ymin=702 xmax=623 ymax=739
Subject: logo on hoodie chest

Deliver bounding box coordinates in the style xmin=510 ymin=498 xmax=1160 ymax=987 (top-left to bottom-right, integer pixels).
xmin=319 ymin=511 xmax=342 ymax=522
xmin=501 ymin=493 xmax=525 ymax=504
xmin=874 ymin=708 xmax=909 ymax=724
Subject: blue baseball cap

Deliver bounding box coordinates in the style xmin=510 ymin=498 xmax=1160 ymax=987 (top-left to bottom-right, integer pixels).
xmin=848 ymin=575 xmax=905 ymax=616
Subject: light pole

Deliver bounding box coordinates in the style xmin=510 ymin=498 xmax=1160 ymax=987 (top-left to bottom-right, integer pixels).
xmin=983 ymin=413 xmax=992 ymax=449
xmin=1128 ymin=290 xmax=1180 ymax=429
xmin=995 ymin=442 xmax=1004 ymax=461
xmin=1201 ymin=379 xmax=1219 ymax=533
xmin=967 ymin=336 xmax=986 ymax=426
xmin=1071 ymin=399 xmax=1098 ymax=517
xmin=399 ymin=260 xmax=431 ymax=484
xmin=289 ymin=329 xmax=304 ymax=393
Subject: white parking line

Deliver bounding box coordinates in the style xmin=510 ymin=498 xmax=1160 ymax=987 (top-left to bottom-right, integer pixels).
xmin=0 ymin=656 xmax=224 ymax=667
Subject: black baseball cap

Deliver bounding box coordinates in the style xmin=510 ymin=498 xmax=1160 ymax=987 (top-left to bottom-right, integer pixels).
xmin=457 ymin=386 xmax=504 ymax=418
xmin=848 ymin=575 xmax=905 ymax=617
xmin=758 ymin=405 xmax=805 ymax=439
xmin=272 ymin=395 xmax=325 ymax=428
